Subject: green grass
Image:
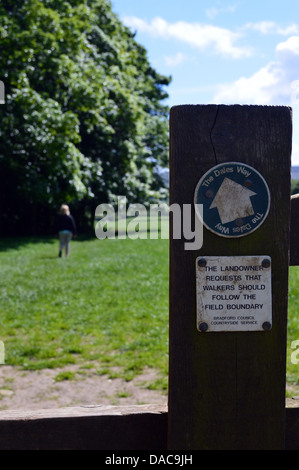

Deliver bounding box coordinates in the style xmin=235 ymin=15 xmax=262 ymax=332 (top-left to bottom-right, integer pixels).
xmin=0 ymin=236 xmax=169 ymax=388
xmin=54 ymin=371 xmax=76 ymax=382
xmin=287 ymin=266 xmax=299 ymax=393
xmin=0 ymin=236 xmax=299 ymax=395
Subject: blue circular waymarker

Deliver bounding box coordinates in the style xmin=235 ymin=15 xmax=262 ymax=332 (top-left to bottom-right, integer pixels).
xmin=194 ymin=162 xmax=271 ymax=238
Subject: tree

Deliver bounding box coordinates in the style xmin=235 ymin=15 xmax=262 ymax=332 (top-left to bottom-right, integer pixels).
xmin=0 ymin=0 xmax=171 ymax=235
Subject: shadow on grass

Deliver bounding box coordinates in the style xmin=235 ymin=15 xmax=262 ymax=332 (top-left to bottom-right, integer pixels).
xmin=0 ymin=233 xmax=96 ymax=253
xmin=0 ymin=236 xmax=55 ymax=253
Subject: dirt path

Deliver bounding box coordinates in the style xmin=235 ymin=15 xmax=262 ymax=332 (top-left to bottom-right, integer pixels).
xmin=0 ymin=364 xmax=167 ymax=411
xmin=1 ymin=364 xmax=298 ymax=412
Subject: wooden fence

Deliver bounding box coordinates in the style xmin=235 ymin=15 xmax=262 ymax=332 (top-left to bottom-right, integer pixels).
xmin=0 ymin=105 xmax=299 ymax=450
xmin=0 ymin=402 xmax=298 ymax=450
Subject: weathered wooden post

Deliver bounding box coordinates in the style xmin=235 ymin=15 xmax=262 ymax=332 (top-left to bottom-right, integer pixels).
xmin=168 ymin=105 xmax=292 ymax=450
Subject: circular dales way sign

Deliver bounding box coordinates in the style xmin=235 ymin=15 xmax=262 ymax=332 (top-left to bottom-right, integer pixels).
xmin=194 ymin=162 xmax=271 ymax=238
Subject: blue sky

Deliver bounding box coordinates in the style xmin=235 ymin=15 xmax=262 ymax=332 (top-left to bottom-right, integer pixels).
xmin=111 ymin=0 xmax=299 ymax=164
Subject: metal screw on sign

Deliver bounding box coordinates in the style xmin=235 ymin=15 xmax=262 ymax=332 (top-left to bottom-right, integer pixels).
xmin=244 ymin=179 xmax=253 ymax=188
xmin=205 ymin=190 xmax=214 ymax=199
xmin=262 ymin=259 xmax=271 ymax=269
xmin=198 ymin=259 xmax=207 ymax=268
xmin=198 ymin=323 xmax=209 ymax=333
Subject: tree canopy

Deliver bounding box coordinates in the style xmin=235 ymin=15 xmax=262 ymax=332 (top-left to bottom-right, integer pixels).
xmin=0 ymin=0 xmax=171 ymax=235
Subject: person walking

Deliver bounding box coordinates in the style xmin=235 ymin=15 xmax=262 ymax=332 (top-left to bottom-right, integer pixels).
xmin=56 ymin=204 xmax=77 ymax=257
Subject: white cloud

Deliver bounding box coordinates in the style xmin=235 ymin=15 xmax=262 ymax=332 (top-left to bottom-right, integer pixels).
xmin=206 ymin=4 xmax=238 ymax=20
xmin=213 ymin=36 xmax=299 ymax=105
xmin=212 ymin=36 xmax=299 ymax=165
xmin=213 ymin=65 xmax=281 ymax=104
xmin=244 ymin=21 xmax=299 ymax=36
xmin=123 ymin=16 xmax=252 ymax=59
xmin=164 ymin=52 xmax=185 ymax=67
xmin=292 ymin=142 xmax=299 ymax=165
xmin=206 ymin=7 xmax=219 ymax=20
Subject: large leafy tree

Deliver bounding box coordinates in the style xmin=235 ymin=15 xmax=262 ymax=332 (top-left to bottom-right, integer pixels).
xmin=0 ymin=0 xmax=171 ymax=235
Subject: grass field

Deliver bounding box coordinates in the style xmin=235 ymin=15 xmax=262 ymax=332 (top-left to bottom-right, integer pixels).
xmin=0 ymin=236 xmax=298 ymax=395
xmin=286 ymin=266 xmax=299 ymax=393
xmin=0 ymin=236 xmax=169 ymax=390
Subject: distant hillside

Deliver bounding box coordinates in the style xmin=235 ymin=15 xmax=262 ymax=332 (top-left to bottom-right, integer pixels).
xmin=292 ymin=167 xmax=299 ymax=180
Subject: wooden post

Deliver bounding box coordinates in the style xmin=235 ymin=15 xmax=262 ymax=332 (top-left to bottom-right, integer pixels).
xmin=168 ymin=105 xmax=292 ymax=450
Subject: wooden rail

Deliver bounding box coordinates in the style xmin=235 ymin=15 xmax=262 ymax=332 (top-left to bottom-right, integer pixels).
xmin=0 ymin=403 xmax=298 ymax=450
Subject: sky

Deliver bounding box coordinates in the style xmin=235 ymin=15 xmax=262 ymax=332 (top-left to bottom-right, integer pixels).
xmin=111 ymin=0 xmax=299 ymax=165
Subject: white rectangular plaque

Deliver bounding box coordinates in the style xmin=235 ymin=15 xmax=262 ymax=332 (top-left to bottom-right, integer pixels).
xmin=196 ymin=256 xmax=272 ymax=332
